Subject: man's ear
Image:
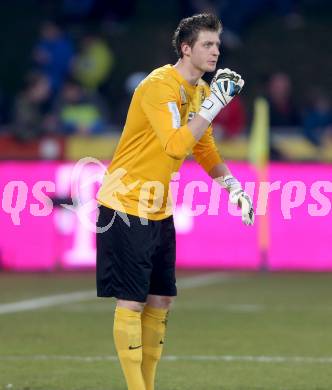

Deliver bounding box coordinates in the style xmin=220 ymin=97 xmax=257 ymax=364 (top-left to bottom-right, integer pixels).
xmin=181 ymin=43 xmax=191 ymax=57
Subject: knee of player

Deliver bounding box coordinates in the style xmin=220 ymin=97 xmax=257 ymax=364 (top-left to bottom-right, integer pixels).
xmin=147 ymin=295 xmax=174 ymax=309
xmin=116 ymin=299 xmax=145 ymax=312
xmin=160 ymin=296 xmax=174 ymax=309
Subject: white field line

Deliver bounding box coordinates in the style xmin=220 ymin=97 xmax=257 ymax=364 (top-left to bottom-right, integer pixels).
xmin=0 ymin=290 xmax=96 ymax=315
xmin=0 ymin=354 xmax=332 ymax=364
xmin=0 ymin=273 xmax=230 ymax=315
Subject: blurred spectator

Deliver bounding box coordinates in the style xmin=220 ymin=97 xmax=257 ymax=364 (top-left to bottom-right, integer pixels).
xmin=32 ymin=21 xmax=74 ymax=94
xmin=72 ymin=34 xmax=114 ymax=91
xmin=266 ymin=72 xmax=304 ymax=160
xmin=212 ymin=96 xmax=247 ymax=139
xmin=13 ymin=73 xmax=52 ymax=141
xmin=303 ymin=91 xmax=332 ymax=145
xmin=266 ymin=72 xmax=300 ymax=129
xmin=53 ymin=79 xmax=108 ymax=135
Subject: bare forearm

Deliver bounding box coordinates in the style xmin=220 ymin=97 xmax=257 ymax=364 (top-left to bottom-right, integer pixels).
xmin=208 ymin=162 xmax=232 ymax=180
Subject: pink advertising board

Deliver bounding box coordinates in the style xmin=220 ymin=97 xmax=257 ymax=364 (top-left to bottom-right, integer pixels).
xmin=0 ymin=161 xmax=331 ymax=271
xmin=174 ymin=162 xmax=260 ymax=269
xmin=268 ymin=163 xmax=332 ymax=271
xmin=0 ymin=162 xmax=58 ymax=271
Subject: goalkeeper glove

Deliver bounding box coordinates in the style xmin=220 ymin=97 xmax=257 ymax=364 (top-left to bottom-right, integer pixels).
xmin=199 ymin=68 xmax=245 ymax=123
xmin=217 ymin=175 xmax=254 ymax=226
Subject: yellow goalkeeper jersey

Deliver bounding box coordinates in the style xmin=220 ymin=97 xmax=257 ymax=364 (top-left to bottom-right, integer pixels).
xmin=97 ymin=64 xmax=222 ymax=220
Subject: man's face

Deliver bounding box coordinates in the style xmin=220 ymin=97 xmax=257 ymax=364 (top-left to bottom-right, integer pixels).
xmin=187 ymin=30 xmax=220 ymax=73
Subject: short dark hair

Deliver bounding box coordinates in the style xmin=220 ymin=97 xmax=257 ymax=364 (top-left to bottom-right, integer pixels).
xmin=172 ymin=13 xmax=222 ymax=58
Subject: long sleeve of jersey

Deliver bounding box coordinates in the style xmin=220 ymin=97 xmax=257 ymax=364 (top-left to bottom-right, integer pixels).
xmin=141 ymin=81 xmax=197 ymax=160
xmin=192 ymin=125 xmax=223 ymax=172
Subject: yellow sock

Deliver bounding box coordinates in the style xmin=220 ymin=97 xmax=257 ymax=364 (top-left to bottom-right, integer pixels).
xmin=141 ymin=306 xmax=168 ymax=390
xmin=113 ymin=307 xmax=146 ymax=390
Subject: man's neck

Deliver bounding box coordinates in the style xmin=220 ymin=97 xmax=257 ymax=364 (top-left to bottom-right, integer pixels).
xmin=173 ymin=59 xmax=204 ymax=86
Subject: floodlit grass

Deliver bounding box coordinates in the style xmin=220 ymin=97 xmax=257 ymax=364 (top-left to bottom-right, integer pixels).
xmin=0 ymin=271 xmax=332 ymax=390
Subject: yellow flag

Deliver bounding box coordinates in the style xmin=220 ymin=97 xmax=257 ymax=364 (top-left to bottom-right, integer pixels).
xmin=248 ymin=97 xmax=270 ymax=267
xmin=248 ymin=97 xmax=269 ymax=168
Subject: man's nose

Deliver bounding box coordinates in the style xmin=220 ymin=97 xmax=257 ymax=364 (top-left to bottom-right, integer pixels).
xmin=212 ymin=45 xmax=220 ymax=56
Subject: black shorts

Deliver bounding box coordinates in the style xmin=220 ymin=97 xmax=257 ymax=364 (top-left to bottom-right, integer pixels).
xmin=96 ymin=205 xmax=177 ymax=302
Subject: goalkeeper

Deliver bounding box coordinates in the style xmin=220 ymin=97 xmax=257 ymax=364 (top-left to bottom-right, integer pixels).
xmin=96 ymin=13 xmax=254 ymax=390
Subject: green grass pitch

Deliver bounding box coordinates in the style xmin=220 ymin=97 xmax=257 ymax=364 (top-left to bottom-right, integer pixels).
xmin=0 ymin=271 xmax=332 ymax=390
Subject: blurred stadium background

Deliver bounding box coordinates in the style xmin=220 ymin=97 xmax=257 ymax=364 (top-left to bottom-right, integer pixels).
xmin=0 ymin=1 xmax=332 ymax=389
